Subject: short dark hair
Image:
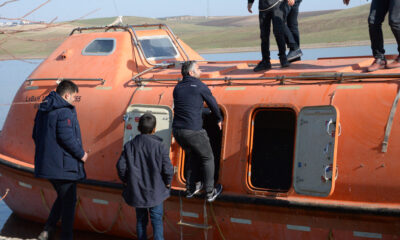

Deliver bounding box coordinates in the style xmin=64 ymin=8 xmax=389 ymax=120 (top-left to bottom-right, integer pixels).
xmin=56 ymin=80 xmax=79 ymax=96
xmin=138 ymin=113 xmax=156 ymax=134
xmin=181 ymin=61 xmax=196 ymax=77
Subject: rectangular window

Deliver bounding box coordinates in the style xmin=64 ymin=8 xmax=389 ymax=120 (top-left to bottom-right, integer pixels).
xmin=139 ymin=36 xmax=179 ymax=60
xmin=82 ymin=38 xmax=116 ymax=56
xmin=248 ymin=109 xmax=296 ymax=192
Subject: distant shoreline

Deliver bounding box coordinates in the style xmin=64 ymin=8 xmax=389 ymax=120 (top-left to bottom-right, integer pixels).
xmin=0 ymin=40 xmax=396 ymax=61
xmin=198 ymin=39 xmax=396 ymax=54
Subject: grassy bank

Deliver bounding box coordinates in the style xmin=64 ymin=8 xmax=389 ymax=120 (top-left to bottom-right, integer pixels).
xmin=0 ymin=4 xmax=396 ymax=60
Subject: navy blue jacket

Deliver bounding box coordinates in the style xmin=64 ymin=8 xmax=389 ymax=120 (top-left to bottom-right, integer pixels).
xmin=116 ymin=134 xmax=173 ymax=208
xmin=248 ymin=0 xmax=282 ymax=11
xmin=32 ymin=91 xmax=86 ymax=181
xmin=172 ymin=76 xmax=222 ymax=131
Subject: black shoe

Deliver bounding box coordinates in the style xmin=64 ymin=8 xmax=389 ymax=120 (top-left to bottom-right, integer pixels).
xmin=206 ymin=184 xmax=223 ymax=202
xmin=280 ymin=58 xmax=290 ymax=68
xmin=253 ymin=61 xmax=271 ymax=72
xmin=186 ymin=182 xmax=203 ymax=198
xmin=287 ymin=49 xmax=303 ymax=61
xmin=289 ymin=57 xmax=301 ymax=63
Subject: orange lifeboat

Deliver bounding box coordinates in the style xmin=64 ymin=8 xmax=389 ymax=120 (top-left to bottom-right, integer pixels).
xmin=0 ymin=24 xmax=400 ymax=239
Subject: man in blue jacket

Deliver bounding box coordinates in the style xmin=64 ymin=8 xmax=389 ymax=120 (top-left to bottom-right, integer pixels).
xmin=172 ymin=61 xmax=223 ymax=202
xmin=33 ymin=80 xmax=88 ymax=240
xmin=344 ymin=0 xmax=400 ymax=71
xmin=117 ymin=113 xmax=173 ymax=240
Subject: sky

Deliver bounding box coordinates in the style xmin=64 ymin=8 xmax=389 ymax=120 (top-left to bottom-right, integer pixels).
xmin=0 ymin=0 xmax=370 ymax=22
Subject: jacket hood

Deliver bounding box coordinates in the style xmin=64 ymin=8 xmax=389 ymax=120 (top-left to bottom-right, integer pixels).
xmin=39 ymin=91 xmax=73 ymax=112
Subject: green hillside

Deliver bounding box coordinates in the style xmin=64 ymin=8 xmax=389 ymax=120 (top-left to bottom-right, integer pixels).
xmin=0 ymin=4 xmax=396 ymax=59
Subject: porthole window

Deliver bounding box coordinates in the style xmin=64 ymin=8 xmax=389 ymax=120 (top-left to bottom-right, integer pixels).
xmin=82 ymin=38 xmax=116 ymax=56
xmin=139 ymin=36 xmax=179 ymax=60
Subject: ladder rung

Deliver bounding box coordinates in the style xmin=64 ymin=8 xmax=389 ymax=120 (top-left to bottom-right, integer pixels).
xmin=177 ymin=220 xmax=212 ymax=230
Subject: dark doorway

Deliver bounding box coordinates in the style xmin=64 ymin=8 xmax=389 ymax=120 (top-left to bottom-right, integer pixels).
xmin=250 ymin=109 xmax=296 ymax=192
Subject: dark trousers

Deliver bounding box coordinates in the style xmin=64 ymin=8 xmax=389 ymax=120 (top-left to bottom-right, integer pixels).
xmin=44 ymin=180 xmax=77 ymax=240
xmin=136 ymin=203 xmax=164 ymax=240
xmin=173 ymin=128 xmax=215 ymax=193
xmin=368 ymin=0 xmax=400 ymax=59
xmin=259 ymin=2 xmax=287 ymax=62
xmin=284 ymin=0 xmax=302 ymax=50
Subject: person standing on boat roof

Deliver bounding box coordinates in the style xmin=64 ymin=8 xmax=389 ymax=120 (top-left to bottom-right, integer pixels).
xmin=284 ymin=0 xmax=303 ymax=62
xmin=32 ymin=80 xmax=88 ymax=240
xmin=172 ymin=61 xmax=223 ymax=202
xmin=248 ymin=0 xmax=291 ymax=71
xmin=116 ymin=113 xmax=173 ymax=240
xmin=344 ymin=0 xmax=400 ymax=72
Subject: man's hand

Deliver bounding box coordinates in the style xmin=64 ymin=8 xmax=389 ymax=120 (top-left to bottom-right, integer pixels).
xmin=247 ymin=3 xmax=253 ymax=13
xmin=81 ymin=152 xmax=88 ymax=162
xmin=288 ymin=0 xmax=295 ymax=6
xmin=218 ymin=121 xmax=222 ymax=130
xmin=343 ymin=0 xmax=350 ymax=5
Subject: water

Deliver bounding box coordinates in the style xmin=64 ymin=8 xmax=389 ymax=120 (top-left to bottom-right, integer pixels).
xmin=0 ymin=44 xmax=398 ymax=238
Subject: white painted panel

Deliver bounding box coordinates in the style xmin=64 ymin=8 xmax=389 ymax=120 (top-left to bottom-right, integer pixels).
xmin=92 ymin=199 xmax=109 ymax=205
xmin=230 ymin=218 xmax=252 ymax=225
xmin=293 ymin=105 xmax=339 ymax=197
xmin=287 ymin=224 xmax=311 ymax=232
xmin=182 ymin=211 xmax=199 ymax=218
xmin=18 ymin=181 xmax=32 ymax=189
xmin=123 ymin=104 xmax=173 ymax=148
xmin=353 ymin=231 xmax=382 ymax=239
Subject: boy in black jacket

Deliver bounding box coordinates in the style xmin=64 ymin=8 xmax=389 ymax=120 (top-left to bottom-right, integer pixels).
xmin=248 ymin=0 xmax=290 ymax=71
xmin=117 ymin=113 xmax=173 ymax=240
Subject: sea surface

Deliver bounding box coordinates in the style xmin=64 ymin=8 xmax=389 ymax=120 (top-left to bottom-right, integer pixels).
xmin=0 ymin=44 xmax=398 ymax=239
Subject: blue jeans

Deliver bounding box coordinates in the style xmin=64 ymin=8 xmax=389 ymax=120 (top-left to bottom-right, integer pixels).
xmin=136 ymin=203 xmax=164 ymax=240
xmin=368 ymin=0 xmax=400 ymax=59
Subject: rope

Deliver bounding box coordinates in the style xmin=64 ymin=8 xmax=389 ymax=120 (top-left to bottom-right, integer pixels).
xmin=119 ymin=205 xmax=154 ymax=239
xmin=209 ymin=203 xmax=226 ymax=240
xmin=0 ymin=188 xmax=9 ymax=201
xmin=119 ymin=207 xmax=138 ymax=238
xmin=39 ymin=189 xmax=51 ymax=213
xmin=77 ymin=198 xmax=121 ymax=234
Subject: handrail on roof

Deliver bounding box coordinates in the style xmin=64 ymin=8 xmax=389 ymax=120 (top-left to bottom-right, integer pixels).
xmin=69 ymin=24 xmax=190 ymax=66
xmin=132 ymin=73 xmax=400 ymax=86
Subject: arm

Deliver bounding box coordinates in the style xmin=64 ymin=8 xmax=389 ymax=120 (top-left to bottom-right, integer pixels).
xmin=56 ymin=109 xmax=85 ymax=160
xmin=247 ymin=2 xmax=253 ymax=13
xmin=161 ymin=145 xmax=173 ymax=187
xmin=116 ymin=144 xmax=129 ymax=183
xmin=201 ymin=84 xmax=223 ymax=126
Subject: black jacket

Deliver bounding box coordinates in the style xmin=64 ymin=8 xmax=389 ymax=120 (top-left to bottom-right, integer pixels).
xmin=33 ymin=91 xmax=86 ymax=181
xmin=172 ymin=76 xmax=222 ymax=131
xmin=116 ymin=134 xmax=174 ymax=208
xmin=248 ymin=0 xmax=282 ymax=11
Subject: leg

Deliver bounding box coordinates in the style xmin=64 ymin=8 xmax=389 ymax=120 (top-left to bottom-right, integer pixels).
xmin=388 ymin=0 xmax=400 ymax=54
xmin=44 ymin=180 xmax=64 ymax=230
xmin=173 ymin=129 xmax=201 ymax=191
xmin=272 ymin=3 xmax=289 ymax=65
xmin=287 ymin=0 xmax=302 ymax=48
xmin=283 ymin=2 xmax=298 ymax=50
xmin=59 ymin=181 xmax=77 ymax=240
xmin=136 ymin=208 xmax=149 ymax=240
xmin=259 ymin=10 xmax=272 ymax=62
xmin=189 ymin=130 xmax=215 ymax=194
xmin=368 ymin=0 xmax=390 ymax=59
xmin=149 ymin=203 xmax=164 ymax=240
